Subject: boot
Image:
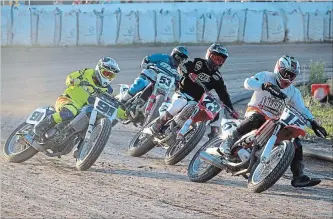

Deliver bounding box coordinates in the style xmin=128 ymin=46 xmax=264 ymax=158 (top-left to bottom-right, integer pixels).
xmin=151 ymin=111 xmax=173 ymax=134
xmin=34 ymin=115 xmax=57 ymax=137
xmin=290 ymin=140 xmax=321 ymax=188
xmin=120 ymin=90 xmax=133 ymax=104
xmin=208 ymin=126 xmax=221 ymax=140
xmin=219 ymin=129 xmax=240 ymax=155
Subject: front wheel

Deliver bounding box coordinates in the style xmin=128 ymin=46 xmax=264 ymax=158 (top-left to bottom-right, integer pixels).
xmin=128 ymin=119 xmax=156 ymax=157
xmin=247 ymin=140 xmax=295 ymax=193
xmin=187 ymin=137 xmax=223 ymax=182
xmin=164 ymin=122 xmax=206 ymax=165
xmin=75 ymin=118 xmax=112 ymax=171
xmin=3 ymin=122 xmax=38 ymax=163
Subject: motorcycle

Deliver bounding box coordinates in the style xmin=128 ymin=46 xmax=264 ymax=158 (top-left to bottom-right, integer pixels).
xmin=187 ymin=86 xmax=327 ymax=193
xmin=115 ymin=62 xmax=178 ymax=127
xmin=128 ymin=73 xmax=235 ymax=165
xmin=3 ymin=82 xmax=122 ymax=171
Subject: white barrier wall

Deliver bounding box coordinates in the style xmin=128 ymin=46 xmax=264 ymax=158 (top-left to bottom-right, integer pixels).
xmin=1 ymin=2 xmax=332 ymax=47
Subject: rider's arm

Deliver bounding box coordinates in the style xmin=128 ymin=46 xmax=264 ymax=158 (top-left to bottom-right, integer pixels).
xmin=215 ymin=77 xmax=234 ymax=111
xmin=177 ymin=59 xmax=193 ymax=77
xmin=244 ymin=72 xmax=267 ymax=91
xmin=141 ymin=55 xmax=153 ymax=69
xmin=65 ymin=70 xmax=82 ymax=86
xmin=290 ymin=88 xmax=314 ymax=123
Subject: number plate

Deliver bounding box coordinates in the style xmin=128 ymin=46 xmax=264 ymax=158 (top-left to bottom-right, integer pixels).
xmin=156 ymin=73 xmax=175 ymax=90
xmin=26 ymin=108 xmax=47 ymax=125
xmin=158 ymin=62 xmax=178 ymax=75
xmin=94 ymin=97 xmax=118 ymax=119
xmin=280 ymin=107 xmax=307 ymax=129
xmin=201 ymin=93 xmax=222 ymax=114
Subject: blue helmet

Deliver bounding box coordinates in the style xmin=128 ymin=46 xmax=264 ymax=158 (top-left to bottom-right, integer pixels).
xmin=171 ymin=46 xmax=189 ymax=65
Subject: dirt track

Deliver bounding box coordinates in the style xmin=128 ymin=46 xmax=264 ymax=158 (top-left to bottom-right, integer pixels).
xmin=1 ymin=44 xmax=333 ymax=218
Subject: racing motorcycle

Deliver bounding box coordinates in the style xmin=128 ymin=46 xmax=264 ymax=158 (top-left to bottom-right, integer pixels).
xmin=115 ymin=62 xmax=178 ymax=127
xmin=128 ymin=73 xmax=234 ymax=165
xmin=187 ymin=86 xmax=327 ymax=193
xmin=3 ymin=82 xmax=122 ymax=171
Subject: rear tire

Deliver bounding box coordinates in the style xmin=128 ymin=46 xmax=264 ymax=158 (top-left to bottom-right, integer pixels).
xmin=187 ymin=137 xmax=223 ymax=182
xmin=248 ymin=140 xmax=295 ymax=193
xmin=76 ymin=118 xmax=112 ymax=171
xmin=128 ymin=119 xmax=156 ymax=157
xmin=164 ymin=122 xmax=206 ymax=165
xmin=3 ymin=122 xmax=38 ymax=163
xmin=144 ymin=95 xmax=164 ymax=126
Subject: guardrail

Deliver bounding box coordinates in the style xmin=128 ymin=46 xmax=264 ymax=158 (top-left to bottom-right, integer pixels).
xmin=1 ymin=2 xmax=332 ymax=46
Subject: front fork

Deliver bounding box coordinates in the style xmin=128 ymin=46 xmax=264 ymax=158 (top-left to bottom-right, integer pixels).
xmin=260 ymin=124 xmax=281 ymax=164
xmin=84 ymin=109 xmax=97 ymax=143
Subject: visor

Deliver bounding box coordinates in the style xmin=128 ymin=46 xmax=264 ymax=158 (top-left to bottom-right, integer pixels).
xmin=279 ymin=68 xmax=297 ymax=81
xmin=210 ymin=53 xmax=226 ymax=66
xmin=101 ymin=68 xmax=116 ymax=80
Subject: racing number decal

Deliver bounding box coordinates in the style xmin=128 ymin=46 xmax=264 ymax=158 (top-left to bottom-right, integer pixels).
xmin=203 ymin=95 xmax=220 ymax=113
xmin=281 ymin=112 xmax=306 ymax=126
xmin=29 ymin=111 xmax=44 ymax=122
xmin=96 ymin=99 xmax=116 ymax=117
xmin=158 ymin=75 xmax=172 ymax=87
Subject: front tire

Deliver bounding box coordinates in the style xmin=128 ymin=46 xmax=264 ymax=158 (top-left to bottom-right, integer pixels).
xmin=75 ymin=118 xmax=112 ymax=171
xmin=187 ymin=137 xmax=223 ymax=182
xmin=3 ymin=122 xmax=38 ymax=163
xmin=164 ymin=122 xmax=206 ymax=165
xmin=248 ymin=140 xmax=295 ymax=193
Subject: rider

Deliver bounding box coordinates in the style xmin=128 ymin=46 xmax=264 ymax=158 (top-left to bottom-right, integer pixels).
xmin=34 ymin=57 xmax=124 ymax=137
xmin=119 ymin=46 xmax=189 ymax=103
xmin=219 ymin=55 xmax=328 ymax=187
xmin=151 ymin=43 xmax=239 ymax=136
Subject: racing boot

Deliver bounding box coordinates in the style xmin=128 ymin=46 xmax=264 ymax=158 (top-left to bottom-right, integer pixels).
xmin=290 ymin=141 xmax=321 ymax=187
xmin=207 ymin=126 xmax=222 ymax=141
xmin=151 ymin=111 xmax=173 ymax=134
xmin=34 ymin=115 xmax=57 ymax=137
xmin=218 ymin=129 xmax=241 ymax=156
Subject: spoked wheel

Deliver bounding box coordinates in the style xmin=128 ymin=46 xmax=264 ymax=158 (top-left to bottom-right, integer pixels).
xmin=187 ymin=137 xmax=223 ymax=182
xmin=164 ymin=122 xmax=206 ymax=165
xmin=128 ymin=119 xmax=157 ymax=157
xmin=248 ymin=140 xmax=295 ymax=193
xmin=3 ymin=122 xmax=38 ymax=163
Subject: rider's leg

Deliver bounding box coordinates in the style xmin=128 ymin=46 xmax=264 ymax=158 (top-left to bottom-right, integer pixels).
xmin=219 ymin=112 xmax=266 ymax=155
xmin=151 ymin=93 xmax=188 ymax=133
xmin=34 ymin=97 xmax=78 ymax=137
xmin=208 ymin=112 xmax=222 ymax=140
xmin=121 ymin=74 xmax=150 ymax=103
xmin=290 ymin=138 xmax=321 ymax=187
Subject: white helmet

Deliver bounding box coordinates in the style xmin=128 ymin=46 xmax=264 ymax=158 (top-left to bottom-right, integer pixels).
xmin=274 ymin=55 xmax=300 ymax=89
xmin=95 ymin=57 xmax=120 ymax=87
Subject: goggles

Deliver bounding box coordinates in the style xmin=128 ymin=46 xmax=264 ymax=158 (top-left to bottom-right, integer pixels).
xmin=101 ymin=67 xmax=116 ymax=80
xmin=279 ymin=68 xmax=297 ymax=81
xmin=210 ymin=53 xmax=226 ymax=66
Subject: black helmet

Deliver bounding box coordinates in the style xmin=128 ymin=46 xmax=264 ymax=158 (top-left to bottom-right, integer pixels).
xmin=206 ymin=43 xmax=229 ymax=71
xmin=171 ymin=46 xmax=189 ymax=65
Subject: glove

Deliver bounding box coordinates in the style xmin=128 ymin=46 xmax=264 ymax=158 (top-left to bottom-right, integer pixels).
xmin=310 ymin=120 xmax=328 ymax=138
xmin=230 ymin=111 xmax=240 ymax=119
xmin=262 ymin=83 xmax=287 ymax=99
xmin=70 ymin=78 xmax=81 ymax=86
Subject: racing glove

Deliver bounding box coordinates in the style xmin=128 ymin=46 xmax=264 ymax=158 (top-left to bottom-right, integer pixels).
xmin=230 ymin=111 xmax=240 ymax=119
xmin=262 ymin=83 xmax=287 ymax=99
xmin=70 ymin=78 xmax=81 ymax=86
xmin=310 ymin=119 xmax=328 ymax=138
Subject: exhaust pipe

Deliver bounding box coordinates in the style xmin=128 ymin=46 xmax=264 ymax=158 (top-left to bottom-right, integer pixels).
xmin=199 ymin=151 xmax=226 ymax=170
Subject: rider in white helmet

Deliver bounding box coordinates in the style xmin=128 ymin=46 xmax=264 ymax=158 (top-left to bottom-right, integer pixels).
xmin=219 ymin=55 xmax=327 ymax=188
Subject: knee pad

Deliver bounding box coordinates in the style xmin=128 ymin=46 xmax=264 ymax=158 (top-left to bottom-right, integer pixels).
xmin=129 ymin=75 xmax=150 ymax=95
xmin=53 ymin=105 xmax=77 ymax=123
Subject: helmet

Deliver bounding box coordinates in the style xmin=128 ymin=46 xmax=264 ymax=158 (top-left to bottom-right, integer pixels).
xmin=95 ymin=57 xmax=120 ymax=87
xmin=205 ymin=43 xmax=229 ymax=71
xmin=274 ymin=55 xmax=300 ymax=89
xmin=171 ymin=46 xmax=189 ymax=65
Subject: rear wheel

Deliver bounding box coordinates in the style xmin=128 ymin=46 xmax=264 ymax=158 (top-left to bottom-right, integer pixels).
xmin=3 ymin=122 xmax=38 ymax=163
xmin=164 ymin=122 xmax=206 ymax=165
xmin=248 ymin=140 xmax=295 ymax=193
xmin=187 ymin=137 xmax=223 ymax=182
xmin=128 ymin=119 xmax=157 ymax=157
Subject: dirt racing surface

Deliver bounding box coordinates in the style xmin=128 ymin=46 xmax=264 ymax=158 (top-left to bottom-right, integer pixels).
xmin=1 ymin=44 xmax=333 ymax=218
